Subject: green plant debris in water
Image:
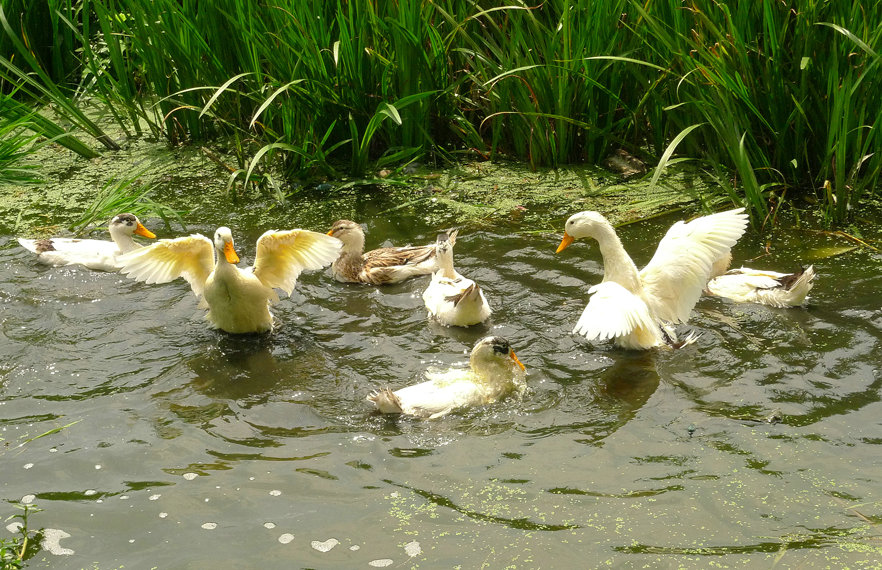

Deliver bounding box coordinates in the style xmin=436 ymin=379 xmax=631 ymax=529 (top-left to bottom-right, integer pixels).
xmin=0 ymin=134 xmax=727 ymax=239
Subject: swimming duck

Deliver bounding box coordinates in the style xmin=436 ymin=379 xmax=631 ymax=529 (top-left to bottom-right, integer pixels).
xmin=556 ymin=208 xmax=749 ymax=350
xmin=17 ymin=213 xmax=156 ymax=272
xmin=706 ymin=252 xmax=815 ymax=308
xmin=422 ymin=230 xmax=491 ymax=327
xmin=119 ymin=227 xmax=341 ymax=334
xmin=368 ymin=336 xmax=526 ymax=419
xmin=326 ymin=219 xmax=436 ymax=284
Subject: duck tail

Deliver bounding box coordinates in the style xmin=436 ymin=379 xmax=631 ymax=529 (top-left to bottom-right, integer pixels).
xmin=367 ymin=387 xmax=403 ymax=414
xmin=778 ymin=265 xmax=815 ymax=305
xmin=18 ymin=238 xmax=54 ymax=254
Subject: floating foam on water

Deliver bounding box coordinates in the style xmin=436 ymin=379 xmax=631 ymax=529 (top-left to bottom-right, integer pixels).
xmin=278 ymin=533 xmax=294 ymax=544
xmin=159 ymin=512 xmax=168 ymax=518
xmin=269 ymin=490 xmax=281 ymax=496
xmin=21 ymin=494 xmax=35 ymax=504
xmin=369 ymin=560 xmax=393 ymax=568
xmin=149 ymin=494 xmax=161 ymax=501
xmin=23 ymin=463 xmax=33 ymax=470
xmin=264 ymin=522 xmax=276 ymax=529
xmin=94 ymin=465 xmax=101 ymax=470
xmin=311 ymin=538 xmax=339 ymax=552
xmin=42 ymin=528 xmax=74 ymax=555
xmin=201 ymin=522 xmax=217 ymax=530
xmin=6 ymin=522 xmax=22 ymax=533
xmin=404 ymin=541 xmax=421 ymax=557
xmin=183 ymin=472 xmax=198 ymax=480
xmin=84 ymin=489 xmax=97 ymax=496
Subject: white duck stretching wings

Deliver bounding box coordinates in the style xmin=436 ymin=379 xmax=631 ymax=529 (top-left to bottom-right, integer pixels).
xmin=326 ymin=219 xmax=436 ymax=284
xmin=706 ymin=252 xmax=815 ymax=308
xmin=17 ymin=213 xmax=156 ymax=272
xmin=119 ymin=227 xmax=341 ymax=334
xmin=368 ymin=336 xmax=526 ymax=419
xmin=422 ymin=230 xmax=491 ymax=327
xmin=556 ymin=208 xmax=749 ymax=350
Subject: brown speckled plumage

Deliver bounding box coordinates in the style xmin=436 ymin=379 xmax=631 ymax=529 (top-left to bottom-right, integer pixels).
xmin=327 ymin=219 xmax=436 ymax=285
xmin=34 ymin=239 xmax=56 ymax=253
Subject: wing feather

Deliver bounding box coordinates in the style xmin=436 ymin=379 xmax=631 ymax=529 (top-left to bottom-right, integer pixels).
xmin=119 ymin=235 xmax=214 ymax=296
xmin=252 ymin=229 xmax=342 ymax=295
xmin=640 ymin=208 xmax=748 ymax=323
xmin=574 ymin=282 xmax=656 ymax=341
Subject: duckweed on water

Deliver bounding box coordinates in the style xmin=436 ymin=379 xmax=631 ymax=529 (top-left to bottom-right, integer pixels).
xmin=1 ymin=126 xmax=728 ymax=240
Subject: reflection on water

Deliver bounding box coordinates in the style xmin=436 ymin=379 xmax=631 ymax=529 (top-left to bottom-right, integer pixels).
xmin=2 ymin=211 xmax=882 ymax=567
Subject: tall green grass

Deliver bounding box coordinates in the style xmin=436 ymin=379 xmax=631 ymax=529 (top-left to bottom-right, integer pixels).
xmin=630 ymin=0 xmax=882 ymax=225
xmin=0 ymin=110 xmax=41 ymax=185
xmin=1 ymin=0 xmax=879 ymax=225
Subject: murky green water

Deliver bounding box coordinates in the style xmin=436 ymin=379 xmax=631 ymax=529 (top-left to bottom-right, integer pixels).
xmin=2 ymin=189 xmax=882 ymax=568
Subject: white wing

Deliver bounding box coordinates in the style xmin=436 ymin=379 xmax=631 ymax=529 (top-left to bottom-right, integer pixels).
xmin=640 ymin=208 xmax=748 ymax=323
xmin=252 ymin=229 xmax=342 ymax=295
xmin=573 ymin=281 xmax=657 ymax=341
xmin=119 ymin=234 xmax=215 ymax=296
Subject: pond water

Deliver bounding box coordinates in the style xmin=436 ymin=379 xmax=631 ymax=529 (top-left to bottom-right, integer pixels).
xmin=1 ymin=196 xmax=881 ymax=568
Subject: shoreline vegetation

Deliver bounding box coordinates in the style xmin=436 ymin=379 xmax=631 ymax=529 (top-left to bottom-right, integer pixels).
xmin=1 ymin=1 xmax=880 ymax=227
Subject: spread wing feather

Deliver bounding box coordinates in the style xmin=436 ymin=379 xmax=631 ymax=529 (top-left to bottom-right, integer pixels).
xmin=574 ymin=281 xmax=656 ymax=341
xmin=119 ymin=235 xmax=214 ymax=296
xmin=640 ymin=208 xmax=748 ymax=323
xmin=252 ymin=229 xmax=342 ymax=295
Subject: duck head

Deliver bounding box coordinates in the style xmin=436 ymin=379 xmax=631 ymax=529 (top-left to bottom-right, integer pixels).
xmin=556 ymin=211 xmax=610 ymax=253
xmin=214 ymin=227 xmax=240 ymax=264
xmin=327 ymin=219 xmax=365 ymax=254
xmin=471 ymin=336 xmax=525 ymax=373
xmin=434 ymin=228 xmax=459 ymax=262
xmin=110 ymin=213 xmax=156 ymax=240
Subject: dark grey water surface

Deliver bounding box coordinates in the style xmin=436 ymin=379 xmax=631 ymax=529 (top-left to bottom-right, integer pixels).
xmin=2 ymin=202 xmax=881 ymax=568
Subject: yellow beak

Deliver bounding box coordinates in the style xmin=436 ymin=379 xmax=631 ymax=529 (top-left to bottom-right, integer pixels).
xmin=326 ymin=229 xmax=334 ymax=236
xmin=223 ymin=241 xmax=240 ymax=264
xmin=509 ymin=349 xmax=526 ymax=371
xmin=556 ymin=232 xmax=574 ymax=253
xmin=135 ymin=223 xmax=156 ymax=239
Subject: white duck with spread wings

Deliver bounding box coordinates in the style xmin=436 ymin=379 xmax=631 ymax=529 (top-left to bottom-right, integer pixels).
xmin=120 ymin=227 xmax=341 ymax=334
xmin=556 ymin=208 xmax=749 ymax=349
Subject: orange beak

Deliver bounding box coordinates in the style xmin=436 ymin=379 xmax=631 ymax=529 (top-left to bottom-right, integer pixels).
xmin=509 ymin=349 xmax=526 ymax=371
xmin=135 ymin=223 xmax=156 ymax=239
xmin=326 ymin=229 xmax=334 ymax=236
xmin=223 ymin=241 xmax=240 ymax=264
xmin=555 ymin=232 xmax=574 ymax=253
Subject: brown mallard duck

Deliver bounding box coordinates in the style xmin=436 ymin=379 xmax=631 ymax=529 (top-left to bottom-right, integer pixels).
xmin=326 ymin=219 xmax=436 ymax=285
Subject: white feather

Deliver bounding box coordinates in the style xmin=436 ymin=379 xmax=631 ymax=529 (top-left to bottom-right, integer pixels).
xmin=120 ymin=227 xmax=340 ymax=334
xmin=559 ymin=208 xmax=748 ymax=349
xmin=17 ymin=213 xmax=155 ymax=272
xmin=707 ymin=265 xmax=815 ymax=308
xmin=422 ymin=231 xmax=491 ymax=327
